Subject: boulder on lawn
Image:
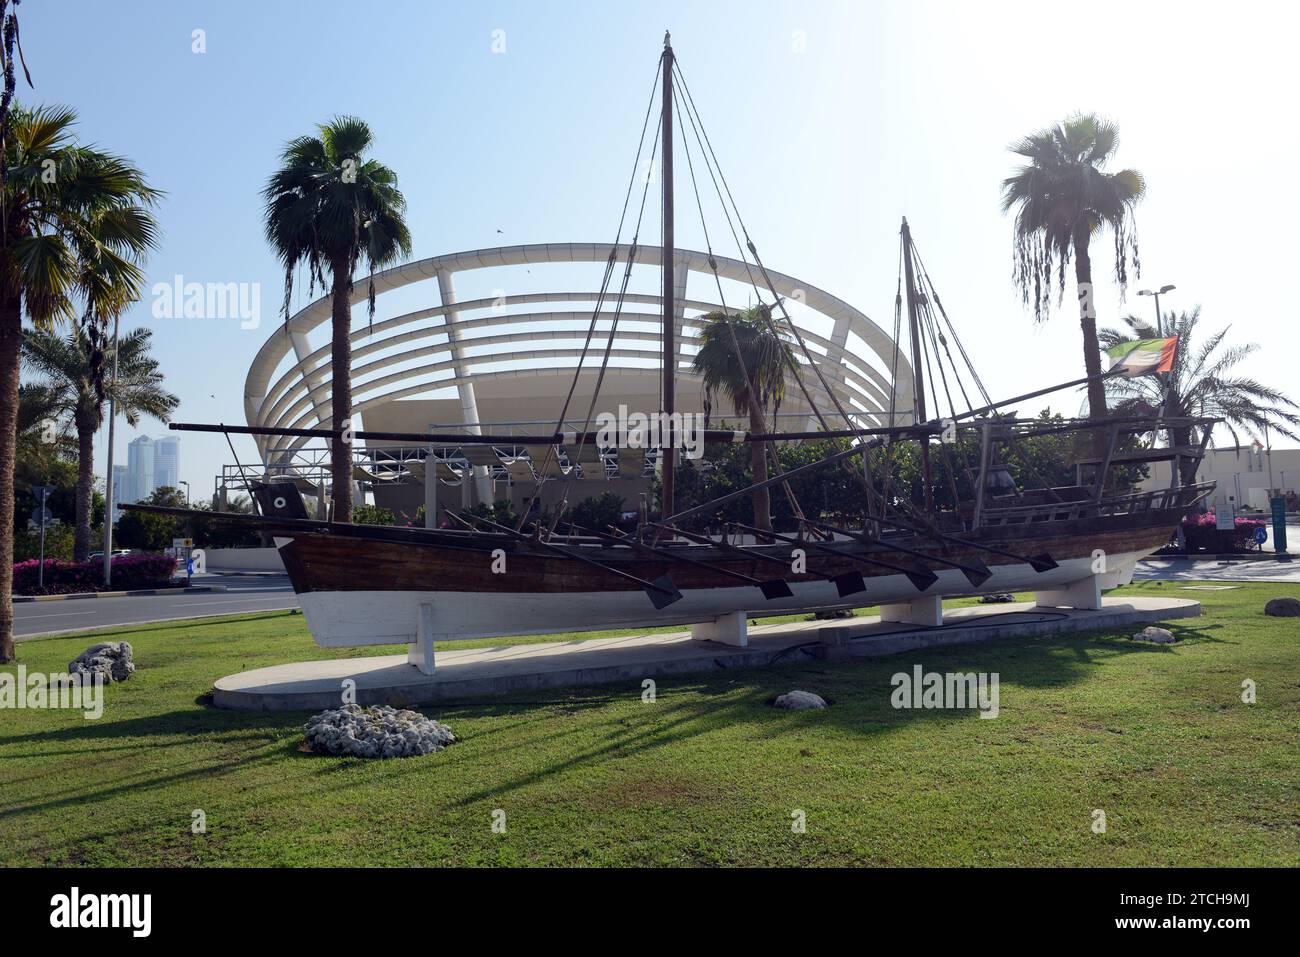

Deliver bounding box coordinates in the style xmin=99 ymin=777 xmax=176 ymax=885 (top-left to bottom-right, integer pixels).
xmin=1264 ymin=597 xmax=1300 ymax=617
xmin=69 ymin=641 xmax=135 ymax=683
xmin=302 ymin=704 xmax=455 ymax=759
xmin=773 ymin=690 xmax=827 ymax=710
xmin=1132 ymin=626 xmax=1178 ymax=644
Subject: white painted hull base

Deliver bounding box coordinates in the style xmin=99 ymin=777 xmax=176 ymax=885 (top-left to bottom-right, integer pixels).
xmin=296 ymin=551 xmax=1143 ymax=647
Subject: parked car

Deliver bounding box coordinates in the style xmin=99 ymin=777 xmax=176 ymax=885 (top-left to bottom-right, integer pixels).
xmin=88 ymin=549 xmax=133 ymax=560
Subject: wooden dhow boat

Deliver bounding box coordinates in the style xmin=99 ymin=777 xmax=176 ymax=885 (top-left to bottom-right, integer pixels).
xmin=127 ymin=36 xmax=1215 ymax=668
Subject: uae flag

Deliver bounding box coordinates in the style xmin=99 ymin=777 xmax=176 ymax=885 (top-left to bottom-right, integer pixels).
xmin=1106 ymin=337 xmax=1178 ymax=377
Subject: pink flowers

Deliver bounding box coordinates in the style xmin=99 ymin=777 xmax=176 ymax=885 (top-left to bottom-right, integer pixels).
xmin=1179 ymin=513 xmax=1267 ymax=553
xmin=13 ymin=554 xmax=178 ymax=596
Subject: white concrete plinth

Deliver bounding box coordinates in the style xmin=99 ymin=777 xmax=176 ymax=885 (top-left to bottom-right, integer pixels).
xmin=408 ymin=602 xmax=437 ymax=675
xmin=1036 ymin=575 xmax=1102 ymax=610
xmin=879 ymin=595 xmax=943 ymax=627
xmin=690 ymin=610 xmax=749 ymax=646
xmin=211 ymin=596 xmax=1202 ymax=710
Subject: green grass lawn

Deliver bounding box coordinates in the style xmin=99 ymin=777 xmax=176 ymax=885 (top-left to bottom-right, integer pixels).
xmin=1 ymin=580 xmax=1297 ymax=866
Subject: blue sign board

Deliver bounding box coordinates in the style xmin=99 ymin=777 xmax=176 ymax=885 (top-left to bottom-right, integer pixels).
xmin=1253 ymin=526 xmax=1268 ymax=545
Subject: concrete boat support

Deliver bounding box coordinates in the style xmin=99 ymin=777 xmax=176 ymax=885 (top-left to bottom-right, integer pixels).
xmin=211 ymin=595 xmax=1201 ymax=711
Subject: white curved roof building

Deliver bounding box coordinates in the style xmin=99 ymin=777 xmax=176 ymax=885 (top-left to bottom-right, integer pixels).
xmin=245 ymin=242 xmax=914 ymax=474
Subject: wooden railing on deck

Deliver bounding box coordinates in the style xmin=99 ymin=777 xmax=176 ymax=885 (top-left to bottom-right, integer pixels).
xmin=978 ymin=483 xmax=1214 ymax=528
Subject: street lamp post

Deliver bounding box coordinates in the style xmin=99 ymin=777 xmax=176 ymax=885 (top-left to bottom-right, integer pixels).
xmin=1262 ymin=424 xmax=1274 ymax=495
xmin=179 ymin=480 xmax=190 ymax=507
xmin=101 ymin=309 xmax=123 ymax=588
xmin=1138 ymin=284 xmax=1178 ymax=446
xmin=1137 ymin=284 xmax=1176 ymax=336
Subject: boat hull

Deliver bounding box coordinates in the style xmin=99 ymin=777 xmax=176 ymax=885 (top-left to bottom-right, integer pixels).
xmin=276 ymin=516 xmax=1173 ymax=646
xmin=292 ymin=551 xmax=1144 ymax=646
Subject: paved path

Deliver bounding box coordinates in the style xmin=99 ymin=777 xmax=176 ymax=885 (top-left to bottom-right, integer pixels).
xmin=14 ymin=574 xmax=298 ymax=640
xmin=1134 ymin=557 xmax=1300 ymax=584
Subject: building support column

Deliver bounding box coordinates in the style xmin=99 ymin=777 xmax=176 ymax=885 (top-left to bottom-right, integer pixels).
xmin=424 ymin=458 xmax=438 ymax=528
xmin=437 ymin=269 xmax=493 ymax=505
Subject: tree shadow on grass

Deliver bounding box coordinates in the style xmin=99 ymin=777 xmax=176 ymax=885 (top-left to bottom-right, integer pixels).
xmin=405 ymin=626 xmax=1237 ymax=806
xmin=0 ymin=624 xmax=1230 ymax=825
xmin=0 ymin=734 xmax=286 ymax=823
xmin=1087 ymin=620 xmax=1231 ymax=648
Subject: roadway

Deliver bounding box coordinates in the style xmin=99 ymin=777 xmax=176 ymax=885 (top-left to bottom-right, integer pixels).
xmin=12 ymin=556 xmax=1297 ymax=642
xmin=14 ymin=573 xmax=299 ymax=640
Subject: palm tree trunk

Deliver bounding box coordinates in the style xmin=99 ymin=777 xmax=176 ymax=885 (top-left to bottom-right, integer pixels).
xmin=329 ymin=257 xmax=354 ymax=524
xmin=750 ymin=436 xmax=771 ymax=534
xmin=0 ymin=296 xmax=21 ymax=662
xmin=1170 ymin=424 xmax=1198 ymax=486
xmin=741 ymin=389 xmax=773 ymax=534
xmin=73 ymin=408 xmax=95 ymax=562
xmin=1073 ymin=235 xmax=1108 ymax=420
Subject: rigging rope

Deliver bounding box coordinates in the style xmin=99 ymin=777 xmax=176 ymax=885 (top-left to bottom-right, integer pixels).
xmin=515 ymin=63 xmax=663 ymax=531
xmin=673 ymin=77 xmax=806 ymax=529
xmin=672 ymin=60 xmax=886 ymax=522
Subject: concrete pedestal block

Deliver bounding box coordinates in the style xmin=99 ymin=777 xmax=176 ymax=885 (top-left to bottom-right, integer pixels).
xmin=879 ymin=595 xmax=944 ymax=627
xmin=408 ymin=602 xmax=437 ymax=675
xmin=814 ymin=624 xmax=853 ymax=660
xmin=690 ymin=610 xmax=748 ymax=646
xmin=1035 ymin=575 xmax=1102 ymax=610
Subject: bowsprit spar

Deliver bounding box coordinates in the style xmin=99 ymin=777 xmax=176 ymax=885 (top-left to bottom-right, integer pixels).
xmin=128 ymin=34 xmax=1216 ymax=653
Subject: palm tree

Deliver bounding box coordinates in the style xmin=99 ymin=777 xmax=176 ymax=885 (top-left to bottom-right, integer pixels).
xmin=262 ymin=116 xmax=412 ymax=524
xmin=1099 ymin=307 xmax=1300 ymax=484
xmin=0 ymin=105 xmax=160 ymax=662
xmin=691 ymin=305 xmax=794 ymax=532
xmin=1002 ymin=113 xmax=1145 ymax=420
xmin=17 ymin=381 xmax=70 ymax=465
xmin=23 ymin=324 xmax=177 ymax=560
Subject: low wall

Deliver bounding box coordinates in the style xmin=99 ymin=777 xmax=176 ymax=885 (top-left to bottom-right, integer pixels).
xmin=202 ymin=547 xmax=285 ymax=572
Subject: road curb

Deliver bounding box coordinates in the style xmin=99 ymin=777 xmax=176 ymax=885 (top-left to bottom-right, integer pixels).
xmin=14 ymin=584 xmax=229 ymax=603
xmin=1147 ymin=554 xmax=1292 ymax=562
xmin=205 ymin=571 xmax=285 ymax=577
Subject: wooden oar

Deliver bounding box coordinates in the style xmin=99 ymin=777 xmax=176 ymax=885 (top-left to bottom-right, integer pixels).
xmin=451 ymin=511 xmax=683 ymax=609
xmin=799 ymin=518 xmax=993 ymax=588
xmin=727 ymin=522 xmax=938 ymax=596
xmin=645 ymin=522 xmax=840 ymax=594
xmin=567 ymin=523 xmax=794 ymax=600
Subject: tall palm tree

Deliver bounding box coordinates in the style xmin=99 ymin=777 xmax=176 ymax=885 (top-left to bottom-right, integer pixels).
xmin=0 ymin=105 xmax=160 ymax=662
xmin=691 ymin=305 xmax=794 ymax=532
xmin=262 ymin=116 xmax=412 ymax=524
xmin=1002 ymin=113 xmax=1145 ymax=420
xmin=23 ymin=324 xmax=177 ymax=560
xmin=1099 ymin=307 xmax=1300 ymax=484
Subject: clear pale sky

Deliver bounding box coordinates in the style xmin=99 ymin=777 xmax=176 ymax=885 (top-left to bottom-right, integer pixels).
xmin=25 ymin=0 xmax=1300 ymax=499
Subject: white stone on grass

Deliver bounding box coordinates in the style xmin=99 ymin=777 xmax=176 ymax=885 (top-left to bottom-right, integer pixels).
xmin=773 ymin=690 xmax=827 ymax=710
xmin=69 ymin=641 xmax=135 ymax=683
xmin=303 ymin=704 xmax=455 ymax=759
xmin=1132 ymin=626 xmax=1178 ymax=643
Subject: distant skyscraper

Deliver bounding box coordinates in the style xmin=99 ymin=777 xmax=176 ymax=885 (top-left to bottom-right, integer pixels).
xmin=126 ymin=435 xmax=156 ymax=504
xmin=110 ymin=464 xmax=128 ymax=523
xmin=154 ymin=435 xmax=180 ymax=492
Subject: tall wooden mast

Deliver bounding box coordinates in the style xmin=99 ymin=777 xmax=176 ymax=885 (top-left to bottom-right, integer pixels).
xmin=900 ymin=217 xmax=934 ymax=514
xmin=660 ymin=32 xmax=677 ymax=520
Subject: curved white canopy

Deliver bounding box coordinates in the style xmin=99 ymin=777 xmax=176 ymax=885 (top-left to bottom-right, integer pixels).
xmin=244 ymin=242 xmax=914 ymax=462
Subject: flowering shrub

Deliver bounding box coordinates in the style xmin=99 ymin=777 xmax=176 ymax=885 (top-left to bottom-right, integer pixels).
xmin=13 ymin=553 xmax=178 ymax=596
xmin=1171 ymin=512 xmax=1268 ymax=554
